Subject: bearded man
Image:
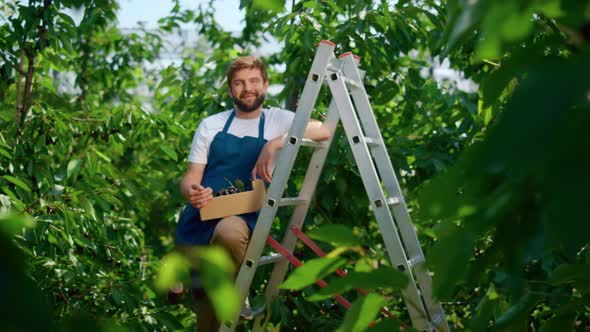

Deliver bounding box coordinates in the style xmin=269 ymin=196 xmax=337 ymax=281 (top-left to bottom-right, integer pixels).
xmin=175 ymin=56 xmax=330 ymax=331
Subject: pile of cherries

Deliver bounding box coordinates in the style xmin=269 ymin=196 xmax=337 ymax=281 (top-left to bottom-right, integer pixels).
xmin=214 ymin=186 xmax=240 ymax=196
xmin=213 ymin=179 xmax=253 ymax=197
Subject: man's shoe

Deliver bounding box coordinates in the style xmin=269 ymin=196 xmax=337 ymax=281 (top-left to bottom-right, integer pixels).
xmin=239 ymin=297 xmax=254 ymax=321
xmin=166 ymin=283 xmax=184 ymax=305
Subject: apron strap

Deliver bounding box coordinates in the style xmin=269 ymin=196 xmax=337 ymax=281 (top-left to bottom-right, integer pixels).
xmin=258 ymin=111 xmax=265 ymax=139
xmin=222 ymin=109 xmax=265 ymax=138
xmin=222 ymin=110 xmax=236 ymax=133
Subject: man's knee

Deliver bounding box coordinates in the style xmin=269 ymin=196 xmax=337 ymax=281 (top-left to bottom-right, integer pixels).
xmin=211 ymin=216 xmax=250 ymax=248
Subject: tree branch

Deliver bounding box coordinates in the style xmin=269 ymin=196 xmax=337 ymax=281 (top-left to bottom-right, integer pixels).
xmin=15 ymin=0 xmax=53 ymax=142
xmin=14 ymin=49 xmax=25 ymax=145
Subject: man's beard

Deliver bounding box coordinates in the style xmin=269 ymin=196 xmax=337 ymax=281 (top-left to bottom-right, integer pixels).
xmin=233 ymin=92 xmax=266 ymax=113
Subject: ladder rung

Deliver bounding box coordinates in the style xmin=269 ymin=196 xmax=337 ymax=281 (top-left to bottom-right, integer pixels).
xmin=408 ymin=255 xmax=425 ymax=269
xmin=324 ymin=67 xmax=360 ymax=89
xmin=364 ymin=137 xmax=380 ymax=147
xmin=301 ymin=138 xmax=329 ymax=148
xmin=259 ymin=253 xmax=285 ymax=266
xmin=386 ymin=196 xmax=401 ymax=205
xmin=342 ymin=76 xmax=361 ymax=89
xmin=279 ymin=197 xmax=308 ymax=206
xmin=252 ymin=305 xmax=266 ymax=318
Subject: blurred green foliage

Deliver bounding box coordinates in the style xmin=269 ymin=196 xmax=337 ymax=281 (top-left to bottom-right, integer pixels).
xmin=1 ymin=0 xmax=588 ymax=330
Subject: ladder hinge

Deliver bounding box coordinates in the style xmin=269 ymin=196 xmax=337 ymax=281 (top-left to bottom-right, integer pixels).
xmin=259 ymin=253 xmax=285 ymax=266
xmin=351 ymin=135 xmax=380 ymax=147
xmin=301 ymin=138 xmax=329 ymax=148
xmin=343 ymin=76 xmax=361 ymax=89
xmin=279 ymin=197 xmax=308 ymax=206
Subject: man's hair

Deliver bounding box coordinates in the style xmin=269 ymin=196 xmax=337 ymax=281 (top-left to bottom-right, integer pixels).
xmin=226 ymin=56 xmax=269 ymax=84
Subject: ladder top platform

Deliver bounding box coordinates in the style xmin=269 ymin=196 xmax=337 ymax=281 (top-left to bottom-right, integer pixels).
xmin=339 ymin=52 xmax=361 ymax=60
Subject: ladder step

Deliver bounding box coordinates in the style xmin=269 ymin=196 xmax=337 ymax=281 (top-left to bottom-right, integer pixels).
xmin=431 ymin=312 xmax=446 ymax=327
xmin=301 ymin=138 xmax=329 ymax=148
xmin=259 ymin=253 xmax=285 ymax=266
xmin=408 ymin=255 xmax=425 ymax=269
xmin=279 ymin=197 xmax=308 ymax=206
xmin=351 ymin=135 xmax=380 ymax=147
xmin=322 ymin=72 xmax=360 ymax=89
xmin=369 ymin=196 xmax=401 ymax=211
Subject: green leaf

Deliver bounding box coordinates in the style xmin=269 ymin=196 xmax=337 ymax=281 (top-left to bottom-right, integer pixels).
xmin=0 ymin=212 xmax=36 ymax=235
xmin=307 ymin=224 xmax=359 ymax=247
xmin=336 ymin=293 xmax=386 ymax=332
xmin=535 ymin=0 xmax=563 ymax=17
xmin=1 ymin=186 xmax=25 ymax=210
xmin=94 ymin=149 xmax=111 ymax=162
xmin=153 ymin=311 xmax=184 ymax=331
xmin=469 ymin=284 xmax=500 ymax=330
xmin=548 ymin=264 xmax=590 ymax=293
xmin=541 ymin=312 xmax=575 ymax=332
xmin=307 ymin=267 xmax=408 ymax=301
xmin=111 ymin=288 xmax=125 ymax=305
xmin=443 ymin=0 xmax=480 ymax=53
xmin=494 ymin=293 xmax=542 ymax=330
xmin=86 ymin=152 xmax=97 ymax=177
xmin=302 ymin=1 xmax=319 ymax=9
xmin=199 ymin=247 xmax=241 ymax=323
xmin=78 ymin=195 xmax=96 ymax=221
xmin=3 ymin=175 xmax=31 ymax=192
xmin=67 ymin=159 xmax=82 ymax=179
xmin=160 ymin=145 xmax=178 ymax=161
xmin=0 ymin=148 xmax=13 ymax=159
xmin=368 ymin=318 xmax=401 ymax=332
xmin=280 ymin=257 xmax=347 ymax=290
xmin=154 ymin=252 xmax=190 ymax=292
xmin=252 ymin=0 xmax=285 ymax=12
xmin=354 ymin=257 xmax=376 ymax=273
xmin=500 ymin=9 xmax=533 ymax=42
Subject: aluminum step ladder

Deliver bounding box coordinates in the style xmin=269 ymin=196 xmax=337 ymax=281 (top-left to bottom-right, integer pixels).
xmin=219 ymin=40 xmax=450 ymax=332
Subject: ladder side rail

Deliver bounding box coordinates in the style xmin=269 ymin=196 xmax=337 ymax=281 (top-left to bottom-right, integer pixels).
xmin=341 ymin=55 xmax=450 ymax=332
xmin=264 ymin=99 xmax=340 ymax=301
xmin=340 ymin=55 xmax=426 ymax=264
xmin=326 ymin=70 xmax=432 ymax=331
xmin=219 ymin=41 xmax=336 ymax=332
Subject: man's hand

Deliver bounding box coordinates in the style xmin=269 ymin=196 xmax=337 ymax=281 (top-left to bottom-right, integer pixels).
xmin=252 ymin=136 xmax=283 ymax=183
xmin=188 ymin=184 xmax=213 ymax=209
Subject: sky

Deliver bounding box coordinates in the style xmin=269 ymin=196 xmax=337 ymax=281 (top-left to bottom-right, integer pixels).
xmin=117 ymin=0 xmax=245 ymax=31
xmin=115 ymin=0 xmax=476 ymax=94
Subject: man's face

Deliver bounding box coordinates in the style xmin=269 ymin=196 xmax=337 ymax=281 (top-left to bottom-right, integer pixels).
xmin=229 ymin=67 xmax=269 ymax=113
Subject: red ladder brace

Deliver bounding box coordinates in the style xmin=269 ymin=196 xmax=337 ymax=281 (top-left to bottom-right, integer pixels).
xmin=266 ymin=226 xmax=408 ymax=329
xmin=266 ymin=236 xmax=352 ymax=308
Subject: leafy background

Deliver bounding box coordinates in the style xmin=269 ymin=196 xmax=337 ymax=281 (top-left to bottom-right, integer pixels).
xmin=1 ymin=0 xmax=588 ymax=330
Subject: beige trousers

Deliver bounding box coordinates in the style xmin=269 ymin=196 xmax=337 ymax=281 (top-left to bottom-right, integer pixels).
xmin=179 ymin=216 xmax=250 ymax=332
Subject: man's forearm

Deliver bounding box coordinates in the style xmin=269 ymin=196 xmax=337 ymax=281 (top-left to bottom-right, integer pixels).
xmin=180 ymin=174 xmax=200 ymax=200
xmin=304 ymin=119 xmax=331 ymax=141
xmin=180 ymin=178 xmax=192 ymax=200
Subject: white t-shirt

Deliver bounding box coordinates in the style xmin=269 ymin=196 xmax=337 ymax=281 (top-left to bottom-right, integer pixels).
xmin=188 ymin=107 xmax=295 ymax=164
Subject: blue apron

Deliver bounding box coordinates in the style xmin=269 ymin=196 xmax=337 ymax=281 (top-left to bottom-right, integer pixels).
xmin=175 ymin=111 xmax=267 ymax=246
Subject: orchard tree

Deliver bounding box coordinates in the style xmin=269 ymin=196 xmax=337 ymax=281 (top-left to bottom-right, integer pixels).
xmin=1 ymin=0 xmax=588 ymax=331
